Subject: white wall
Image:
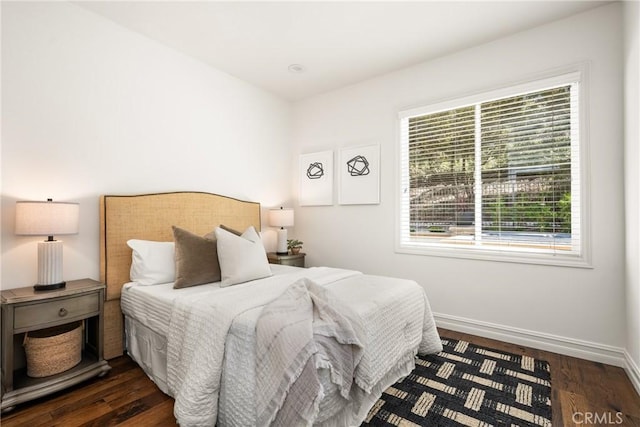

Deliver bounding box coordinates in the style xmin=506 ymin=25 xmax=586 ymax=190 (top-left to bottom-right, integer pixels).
xmin=1 ymin=2 xmax=292 ymax=290
xmin=292 ymin=4 xmax=626 ymax=360
xmin=1 ymin=1 xmax=635 ymax=375
xmin=624 ymin=0 xmax=640 ymax=392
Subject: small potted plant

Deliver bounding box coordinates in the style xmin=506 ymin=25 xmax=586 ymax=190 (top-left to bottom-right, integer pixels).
xmin=287 ymin=239 xmax=303 ymax=255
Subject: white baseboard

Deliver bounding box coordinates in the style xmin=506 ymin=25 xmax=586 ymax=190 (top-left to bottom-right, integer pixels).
xmin=434 ymin=312 xmax=626 ymax=367
xmin=624 ymin=350 xmax=640 ymax=397
xmin=434 ymin=312 xmax=640 ymax=398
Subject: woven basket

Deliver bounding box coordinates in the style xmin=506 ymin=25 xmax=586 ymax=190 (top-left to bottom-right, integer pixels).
xmin=24 ymin=321 xmax=82 ymax=377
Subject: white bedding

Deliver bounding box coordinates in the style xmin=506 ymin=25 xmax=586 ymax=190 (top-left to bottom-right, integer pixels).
xmin=121 ymin=265 xmax=299 ymax=335
xmin=121 ymin=265 xmax=442 ymax=426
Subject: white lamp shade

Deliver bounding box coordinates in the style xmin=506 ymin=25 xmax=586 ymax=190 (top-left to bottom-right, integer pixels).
xmin=269 ymin=208 xmax=294 ymax=228
xmin=15 ymin=201 xmax=79 ymax=236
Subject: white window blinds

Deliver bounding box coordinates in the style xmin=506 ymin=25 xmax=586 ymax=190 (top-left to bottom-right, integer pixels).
xmin=398 ymin=72 xmax=588 ymax=266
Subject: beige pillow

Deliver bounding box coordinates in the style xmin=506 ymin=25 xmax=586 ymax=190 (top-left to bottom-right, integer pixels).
xmin=215 ymin=226 xmax=272 ymax=287
xmin=172 ymin=226 xmax=221 ymax=289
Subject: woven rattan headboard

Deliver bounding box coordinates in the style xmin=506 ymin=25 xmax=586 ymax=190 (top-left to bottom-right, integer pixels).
xmin=98 ymin=191 xmax=261 ymax=358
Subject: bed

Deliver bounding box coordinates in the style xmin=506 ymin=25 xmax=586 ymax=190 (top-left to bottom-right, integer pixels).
xmin=99 ymin=191 xmax=442 ymax=426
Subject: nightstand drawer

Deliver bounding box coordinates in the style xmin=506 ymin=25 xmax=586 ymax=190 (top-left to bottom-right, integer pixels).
xmin=14 ymin=293 xmax=100 ymax=331
xmin=279 ymin=257 xmax=305 ymax=267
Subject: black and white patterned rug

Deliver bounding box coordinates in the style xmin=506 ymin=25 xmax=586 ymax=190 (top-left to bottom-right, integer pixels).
xmin=363 ymin=338 xmax=552 ymax=426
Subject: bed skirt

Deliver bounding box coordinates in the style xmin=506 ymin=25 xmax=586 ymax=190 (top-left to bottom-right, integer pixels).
xmin=125 ymin=317 xmax=170 ymax=394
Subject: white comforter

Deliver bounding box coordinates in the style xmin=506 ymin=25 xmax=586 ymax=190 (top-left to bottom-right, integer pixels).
xmin=164 ymin=267 xmax=441 ymax=427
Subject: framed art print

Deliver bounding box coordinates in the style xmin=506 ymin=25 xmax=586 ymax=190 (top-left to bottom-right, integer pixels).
xmin=339 ymin=144 xmax=380 ymax=205
xmin=299 ymin=150 xmax=333 ymax=206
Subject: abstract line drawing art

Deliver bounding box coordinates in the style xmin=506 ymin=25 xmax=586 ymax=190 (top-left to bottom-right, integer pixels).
xmin=300 ymin=151 xmax=333 ymax=206
xmin=306 ymin=162 xmax=324 ymax=179
xmin=339 ymin=144 xmax=380 ymax=205
xmin=346 ymin=155 xmax=370 ymax=177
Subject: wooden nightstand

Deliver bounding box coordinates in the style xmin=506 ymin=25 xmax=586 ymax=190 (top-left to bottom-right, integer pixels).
xmin=267 ymin=252 xmax=306 ymax=268
xmin=1 ymin=279 xmax=111 ymax=412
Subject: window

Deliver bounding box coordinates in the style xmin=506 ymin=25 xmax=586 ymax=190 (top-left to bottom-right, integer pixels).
xmin=398 ymin=71 xmax=589 ymax=267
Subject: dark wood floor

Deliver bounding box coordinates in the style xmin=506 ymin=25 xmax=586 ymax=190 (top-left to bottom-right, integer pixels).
xmin=2 ymin=328 xmax=639 ymax=426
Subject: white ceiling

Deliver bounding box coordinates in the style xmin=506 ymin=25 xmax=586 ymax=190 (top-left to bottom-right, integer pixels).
xmin=76 ymin=1 xmax=609 ymax=101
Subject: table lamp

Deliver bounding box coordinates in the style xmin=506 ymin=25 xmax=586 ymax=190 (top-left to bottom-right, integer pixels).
xmin=15 ymin=199 xmax=79 ymax=290
xmin=269 ymin=207 xmax=294 ymax=255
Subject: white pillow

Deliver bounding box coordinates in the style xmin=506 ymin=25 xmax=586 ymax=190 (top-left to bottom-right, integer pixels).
xmin=127 ymin=239 xmax=175 ymax=285
xmin=215 ymin=226 xmax=272 ymax=287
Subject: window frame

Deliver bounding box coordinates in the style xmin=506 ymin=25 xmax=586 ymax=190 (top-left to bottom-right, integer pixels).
xmin=396 ymin=68 xmax=592 ymax=268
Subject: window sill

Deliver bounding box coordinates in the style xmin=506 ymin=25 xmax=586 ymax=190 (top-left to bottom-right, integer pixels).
xmin=396 ymin=242 xmax=592 ymax=269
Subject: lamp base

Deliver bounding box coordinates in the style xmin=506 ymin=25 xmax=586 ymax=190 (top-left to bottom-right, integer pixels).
xmin=37 ymin=240 xmax=65 ymax=286
xmin=33 ymin=281 xmax=66 ymax=291
xmin=276 ymin=227 xmax=288 ymax=255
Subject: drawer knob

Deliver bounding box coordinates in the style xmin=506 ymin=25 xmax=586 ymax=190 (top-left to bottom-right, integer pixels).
xmin=58 ymin=308 xmax=68 ymax=317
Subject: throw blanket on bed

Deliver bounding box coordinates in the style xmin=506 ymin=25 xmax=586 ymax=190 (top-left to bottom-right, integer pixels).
xmin=255 ymin=278 xmax=364 ymax=426
xmin=166 ymin=267 xmax=361 ymax=427
xmin=217 ymin=271 xmax=443 ymax=427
